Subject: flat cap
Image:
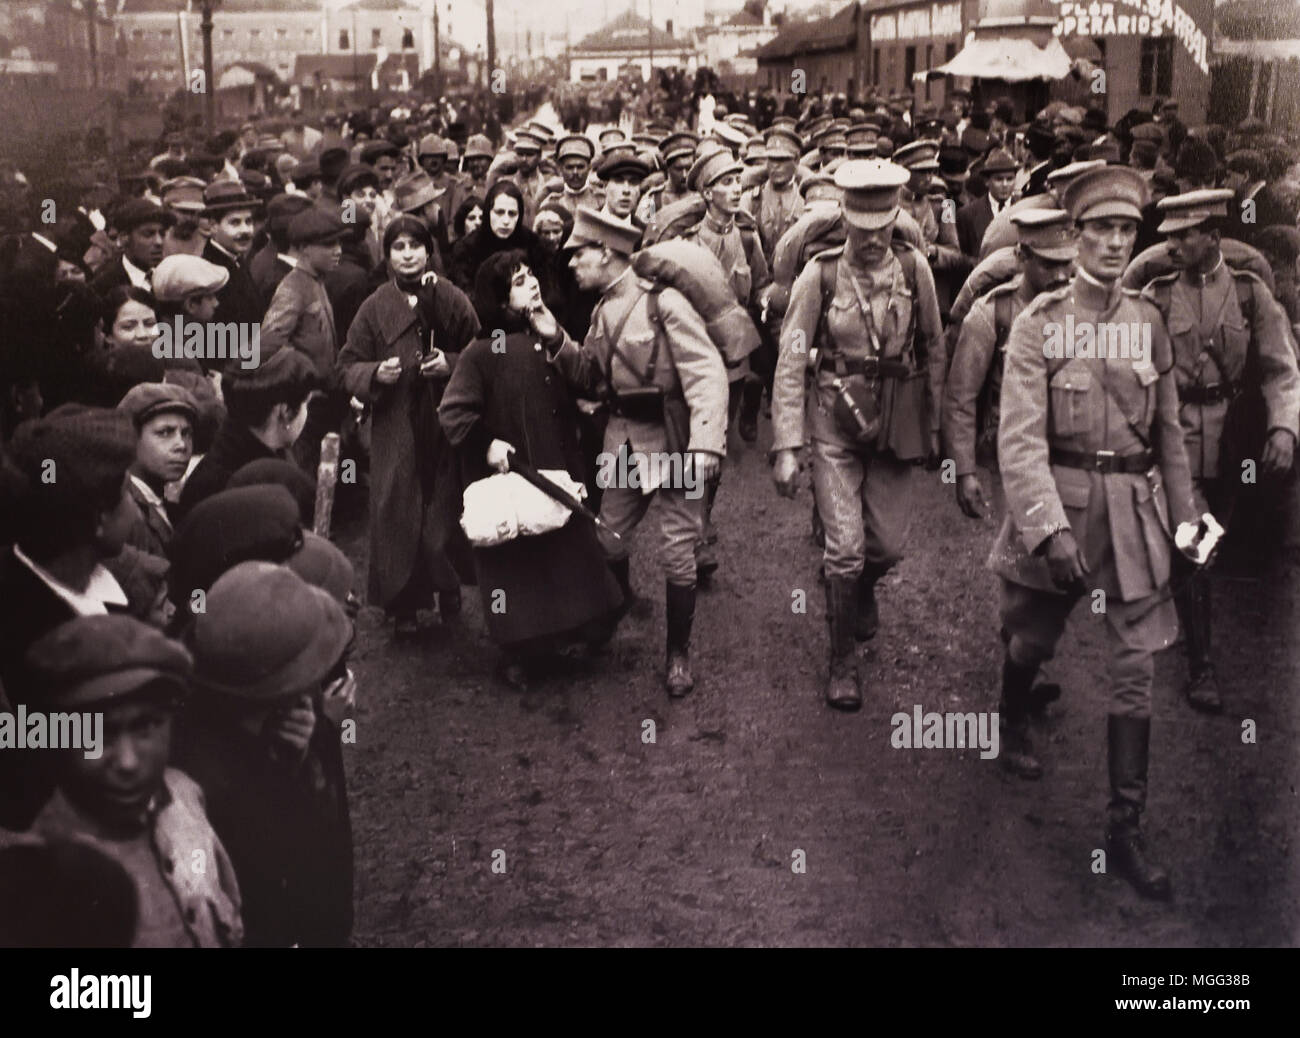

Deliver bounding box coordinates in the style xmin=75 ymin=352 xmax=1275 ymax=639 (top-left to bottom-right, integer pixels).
xmin=418 ymin=133 xmax=449 ymax=157
xmin=109 ymin=198 xmax=170 ymax=232
xmin=892 ymin=139 xmax=941 ymax=170
xmin=1011 ymin=208 xmax=1078 ymax=261
xmin=160 ymin=177 xmax=207 ymax=214
xmin=336 ymin=162 xmax=380 ymax=197
xmin=1062 ymin=164 xmax=1150 ymax=223
xmin=266 ymin=192 xmax=315 ymax=235
xmin=659 ymin=132 xmax=699 ymax=166
xmin=1156 ymin=188 xmax=1235 ymax=233
xmin=288 ymin=206 xmax=347 ymax=246
xmin=150 ymin=253 xmax=229 ymax=302
xmin=1131 ymin=122 xmax=1165 ymax=144
xmin=26 ymin=615 xmax=192 ymax=708
xmin=688 ymin=141 xmax=743 ymax=191
xmin=564 ymin=205 xmax=641 ymax=256
xmin=189 ymin=561 xmax=351 ymax=701
xmin=360 ymin=139 xmax=401 ymax=163
xmin=557 ymin=134 xmax=596 ymax=163
xmin=835 ymin=159 xmax=910 ymax=229
xmin=290 ymin=158 xmax=321 ymax=186
xmin=169 ymin=484 xmax=303 ymax=602
xmin=464 ymin=134 xmax=494 ymax=159
xmin=982 ymin=148 xmax=1018 ymax=175
xmin=8 ymin=404 xmax=137 ymax=504
xmin=596 ymin=152 xmax=651 ymax=183
xmin=117 ymin=382 xmax=199 ymax=428
xmin=1226 ymin=149 xmax=1267 ymax=180
xmin=227 ymin=458 xmax=315 ymax=525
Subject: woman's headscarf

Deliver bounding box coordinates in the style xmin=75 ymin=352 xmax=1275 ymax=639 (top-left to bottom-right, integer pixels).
xmin=448 ymin=180 xmax=549 ymax=296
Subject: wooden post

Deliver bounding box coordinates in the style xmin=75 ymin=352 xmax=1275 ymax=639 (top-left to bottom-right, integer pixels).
xmin=313 ymin=432 xmax=341 ymax=538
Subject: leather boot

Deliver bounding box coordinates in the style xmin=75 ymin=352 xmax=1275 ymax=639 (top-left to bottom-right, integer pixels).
xmin=1106 ymin=715 xmax=1173 ymax=900
xmin=999 ymin=654 xmax=1043 ymax=779
xmin=855 ymin=564 xmax=884 ymax=641
xmin=824 ymin=577 xmax=862 ymax=710
xmin=1176 ymin=574 xmax=1221 ymax=713
xmin=609 ymin=557 xmax=651 ymax=621
xmin=665 ymin=581 xmax=697 ymax=698
xmin=738 ymin=377 xmax=763 ymax=443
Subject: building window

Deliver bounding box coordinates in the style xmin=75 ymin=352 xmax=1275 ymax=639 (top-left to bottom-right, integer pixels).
xmin=339 ymin=29 xmax=350 ymax=49
xmin=904 ymin=45 xmax=916 ymax=89
xmin=249 ymin=29 xmax=261 ymax=39
xmin=372 ymin=28 xmax=382 ymax=48
xmin=277 ymin=28 xmax=287 ymax=39
xmin=160 ymin=28 xmax=173 ymax=39
xmin=401 ymin=28 xmax=415 ymax=49
xmin=1138 ymin=37 xmax=1173 ymax=97
xmin=223 ymin=28 xmax=234 ymax=39
xmin=132 ymin=29 xmax=143 ymax=41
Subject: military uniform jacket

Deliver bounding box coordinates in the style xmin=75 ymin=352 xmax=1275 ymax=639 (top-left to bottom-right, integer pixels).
xmin=1141 ymin=261 xmax=1300 ymax=480
xmin=557 ymin=269 xmax=729 ymax=459
xmin=772 ymin=242 xmax=944 ymax=453
xmin=743 ymin=178 xmax=803 ymax=261
xmin=635 ymin=182 xmax=693 ymax=226
xmin=991 ymin=274 xmax=1197 ymax=602
xmin=943 ymin=275 xmax=1032 ymax=476
xmin=540 ymin=181 xmax=606 ymax=218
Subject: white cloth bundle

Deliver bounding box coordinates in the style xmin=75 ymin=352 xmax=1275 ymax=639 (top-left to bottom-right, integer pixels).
xmin=459 ymin=470 xmax=586 ymax=547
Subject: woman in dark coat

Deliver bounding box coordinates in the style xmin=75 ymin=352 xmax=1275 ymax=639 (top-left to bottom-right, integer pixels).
xmin=447 ymin=180 xmax=554 ymax=304
xmin=338 ymin=216 xmax=480 ymax=638
xmin=438 ymin=249 xmax=623 ymax=686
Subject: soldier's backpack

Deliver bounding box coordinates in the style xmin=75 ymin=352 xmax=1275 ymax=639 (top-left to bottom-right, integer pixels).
xmin=641 ymin=193 xmax=761 ymax=251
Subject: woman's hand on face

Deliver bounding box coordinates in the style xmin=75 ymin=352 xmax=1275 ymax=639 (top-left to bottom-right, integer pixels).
xmin=419 ymin=348 xmax=451 ymax=379
xmin=374 ymin=356 xmax=403 ymax=385
xmin=487 ymin=438 xmax=515 ymax=473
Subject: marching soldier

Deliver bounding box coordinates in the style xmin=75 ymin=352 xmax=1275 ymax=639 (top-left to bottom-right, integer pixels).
xmin=1139 ymin=189 xmax=1300 ymax=712
xmin=993 ymin=165 xmax=1201 ymax=900
xmin=771 ymin=160 xmax=944 ymax=711
xmin=526 ymin=207 xmax=728 ymax=698
xmin=635 ymin=133 xmax=697 ymax=226
xmin=943 ymin=209 xmax=1078 ymax=519
xmin=539 ymin=135 xmax=605 ymax=217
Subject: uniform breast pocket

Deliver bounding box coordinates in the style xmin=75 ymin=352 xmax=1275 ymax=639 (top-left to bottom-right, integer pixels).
xmin=825 ymin=296 xmax=862 ymax=346
xmin=614 ymin=331 xmax=656 ymax=384
xmin=885 ymin=292 xmax=914 ymax=350
xmin=1219 ymin=315 xmax=1251 ymax=379
xmin=1048 ymin=367 xmax=1092 ymax=439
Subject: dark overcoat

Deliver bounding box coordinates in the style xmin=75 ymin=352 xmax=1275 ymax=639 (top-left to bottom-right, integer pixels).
xmin=438 ymin=331 xmax=621 ymax=646
xmin=338 ymin=278 xmax=480 ymax=607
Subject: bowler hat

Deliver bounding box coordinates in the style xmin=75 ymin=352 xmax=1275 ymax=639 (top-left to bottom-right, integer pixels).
xmin=202 ymin=180 xmax=259 ymax=217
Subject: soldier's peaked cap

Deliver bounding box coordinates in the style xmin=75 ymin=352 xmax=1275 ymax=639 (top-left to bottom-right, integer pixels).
xmin=660 ymin=132 xmax=700 ymax=164
xmin=1062 ymin=165 xmax=1150 ymax=223
xmin=1156 ymin=188 xmax=1235 ymax=234
xmin=564 ymin=206 xmax=641 ymax=256
xmin=1011 ymin=209 xmax=1078 ymax=261
xmin=835 ymin=160 xmax=910 ymax=229
xmin=765 ymin=126 xmax=802 ymax=158
xmin=892 ymin=139 xmax=941 ymax=170
xmin=557 ymin=135 xmax=596 ymax=162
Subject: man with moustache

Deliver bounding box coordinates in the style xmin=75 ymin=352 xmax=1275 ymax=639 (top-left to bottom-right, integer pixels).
xmin=539 ymin=134 xmax=604 ymax=218
xmin=199 ymin=181 xmax=264 ymax=330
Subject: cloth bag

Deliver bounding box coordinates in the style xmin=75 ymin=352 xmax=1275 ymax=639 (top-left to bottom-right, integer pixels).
xmin=459 ymin=470 xmax=586 ymax=547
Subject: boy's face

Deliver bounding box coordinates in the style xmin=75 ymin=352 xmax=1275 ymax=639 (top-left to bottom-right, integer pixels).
xmin=63 ymin=697 xmax=172 ymax=835
xmin=136 ymin=411 xmax=194 ymax=485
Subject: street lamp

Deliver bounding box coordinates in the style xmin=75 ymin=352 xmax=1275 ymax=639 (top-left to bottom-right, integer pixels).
xmin=199 ymin=0 xmax=222 ymax=135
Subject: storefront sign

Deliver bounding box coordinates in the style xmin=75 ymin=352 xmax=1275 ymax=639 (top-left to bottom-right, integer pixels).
xmin=1051 ymin=0 xmax=1209 ymax=74
xmin=870 ymin=3 xmax=961 ymax=42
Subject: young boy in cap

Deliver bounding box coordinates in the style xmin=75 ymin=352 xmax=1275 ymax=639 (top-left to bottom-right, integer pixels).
xmin=1139 ymin=188 xmax=1300 ymax=712
xmin=177 ymin=349 xmax=318 ymax=518
xmin=10 ymin=614 xmax=243 ymax=947
xmin=116 ymin=382 xmax=199 ymax=559
xmin=524 ymin=207 xmax=729 ymax=698
xmin=992 ymin=164 xmax=1201 ymax=899
xmin=150 ymin=253 xmax=230 ymax=338
xmin=174 ymin=561 xmax=354 ymax=947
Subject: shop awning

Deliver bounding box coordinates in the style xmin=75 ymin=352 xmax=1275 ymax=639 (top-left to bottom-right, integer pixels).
xmin=916 ymin=35 xmax=1073 ymax=82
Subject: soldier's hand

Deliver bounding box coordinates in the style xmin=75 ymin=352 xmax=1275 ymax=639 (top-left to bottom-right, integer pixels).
xmin=528 ymin=303 xmax=560 ymax=344
xmin=772 ymin=449 xmax=799 ymax=498
xmin=1043 ymin=529 xmax=1090 ymax=590
xmin=956 ymin=474 xmax=988 ymax=519
xmin=1261 ymin=428 xmax=1296 ymax=477
xmin=690 ymin=451 xmax=721 ymax=485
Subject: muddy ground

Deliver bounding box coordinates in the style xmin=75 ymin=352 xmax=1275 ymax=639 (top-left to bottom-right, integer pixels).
xmin=333 ymin=410 xmax=1299 ymax=947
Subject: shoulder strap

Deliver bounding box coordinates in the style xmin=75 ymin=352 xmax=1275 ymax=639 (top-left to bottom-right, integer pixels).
xmin=643 ymin=286 xmax=666 ymax=384
xmin=601 ymin=287 xmax=656 ymax=388
xmin=993 ymin=290 xmax=1013 ymax=354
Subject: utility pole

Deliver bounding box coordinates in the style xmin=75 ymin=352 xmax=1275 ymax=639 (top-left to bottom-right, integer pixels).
xmin=433 ymin=2 xmax=443 ymax=100
xmin=486 ymin=0 xmax=497 ymax=82
xmin=201 ymin=1 xmax=218 ymax=135
xmin=85 ymin=0 xmax=100 ymax=89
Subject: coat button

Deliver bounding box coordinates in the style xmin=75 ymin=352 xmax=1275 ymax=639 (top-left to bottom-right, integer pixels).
xmin=534 ymin=343 xmax=542 ymax=352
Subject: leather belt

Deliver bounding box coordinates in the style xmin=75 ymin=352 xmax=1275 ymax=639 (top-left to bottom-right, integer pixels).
xmin=1050 ymin=448 xmax=1155 ymax=474
xmin=1180 ymin=382 xmax=1235 ymax=404
xmin=830 ymin=355 xmax=911 ymax=379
